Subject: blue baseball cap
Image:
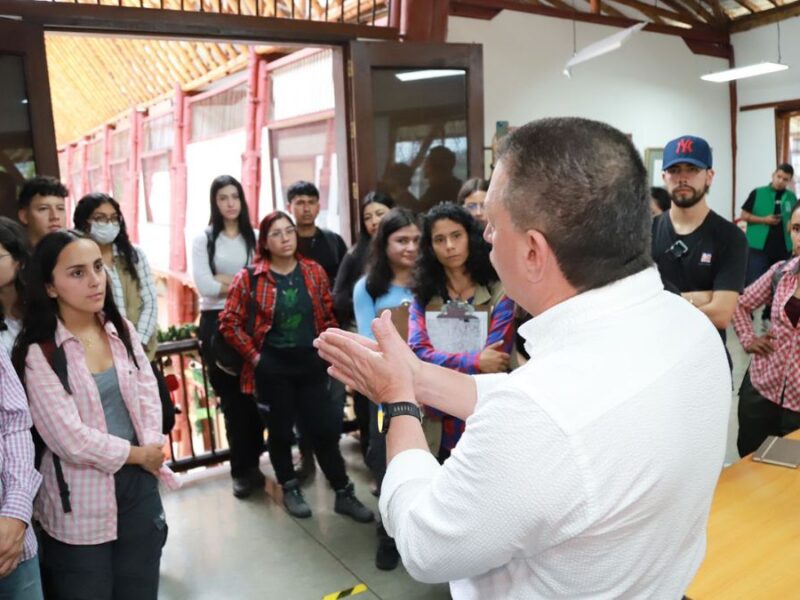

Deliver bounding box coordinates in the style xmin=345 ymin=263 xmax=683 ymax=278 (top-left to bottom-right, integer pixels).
xmin=662 ymin=135 xmax=712 ymax=170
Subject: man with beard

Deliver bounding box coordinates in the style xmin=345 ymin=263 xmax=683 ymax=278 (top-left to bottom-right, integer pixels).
xmin=652 ymin=135 xmax=748 ymax=351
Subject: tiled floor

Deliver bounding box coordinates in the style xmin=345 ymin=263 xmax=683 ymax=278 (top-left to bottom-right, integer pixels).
xmin=159 ymin=438 xmax=451 ymax=600
xmin=159 ymin=324 xmax=754 ymax=600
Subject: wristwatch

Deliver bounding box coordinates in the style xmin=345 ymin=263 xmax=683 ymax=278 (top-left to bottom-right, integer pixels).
xmin=380 ymin=402 xmax=422 ymax=434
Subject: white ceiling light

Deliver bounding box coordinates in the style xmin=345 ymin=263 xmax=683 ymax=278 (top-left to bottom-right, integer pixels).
xmin=563 ymin=22 xmax=647 ymax=77
xmin=701 ymin=21 xmax=788 ymax=83
xmin=395 ymin=70 xmax=465 ymax=82
xmin=701 ymin=62 xmax=788 ymax=82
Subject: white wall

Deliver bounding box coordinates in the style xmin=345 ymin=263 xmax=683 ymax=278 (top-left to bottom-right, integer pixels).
xmin=448 ymin=12 xmax=735 ymax=218
xmin=732 ymin=18 xmax=800 ymax=209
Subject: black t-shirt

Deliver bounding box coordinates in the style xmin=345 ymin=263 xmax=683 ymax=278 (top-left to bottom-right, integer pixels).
xmin=296 ymin=228 xmax=347 ymax=289
xmin=742 ymin=188 xmax=790 ymax=264
xmin=652 ymin=210 xmax=748 ymax=339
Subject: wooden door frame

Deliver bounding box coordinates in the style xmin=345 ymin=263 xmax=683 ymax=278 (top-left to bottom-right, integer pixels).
xmin=0 ymin=18 xmax=59 ymax=178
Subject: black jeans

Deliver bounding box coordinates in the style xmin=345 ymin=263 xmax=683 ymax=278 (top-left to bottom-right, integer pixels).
xmin=198 ymin=311 xmax=264 ymax=478
xmin=255 ymin=346 xmax=348 ymax=489
xmin=353 ymin=392 xmax=371 ymax=459
xmin=39 ymin=466 xmax=167 ymax=600
xmin=737 ymin=368 xmax=800 ymax=457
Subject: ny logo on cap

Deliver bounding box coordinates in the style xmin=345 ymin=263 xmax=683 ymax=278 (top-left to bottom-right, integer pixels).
xmin=676 ymin=138 xmax=694 ymax=154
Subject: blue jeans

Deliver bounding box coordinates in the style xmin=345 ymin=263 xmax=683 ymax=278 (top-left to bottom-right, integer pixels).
xmin=0 ymin=557 xmax=44 ymax=600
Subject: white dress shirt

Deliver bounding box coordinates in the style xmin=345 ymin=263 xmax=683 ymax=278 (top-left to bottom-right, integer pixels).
xmin=380 ymin=267 xmax=730 ymax=599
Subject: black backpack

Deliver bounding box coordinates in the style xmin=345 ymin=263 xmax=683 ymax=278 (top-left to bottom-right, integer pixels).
xmin=37 ymin=340 xmax=72 ymax=513
xmin=209 ymin=267 xmax=257 ymax=375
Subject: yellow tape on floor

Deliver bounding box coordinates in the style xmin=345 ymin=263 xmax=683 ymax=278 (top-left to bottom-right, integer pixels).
xmin=321 ymin=583 xmax=368 ymax=600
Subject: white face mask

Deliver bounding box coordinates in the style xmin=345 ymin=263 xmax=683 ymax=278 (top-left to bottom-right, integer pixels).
xmin=90 ymin=222 xmax=120 ymax=245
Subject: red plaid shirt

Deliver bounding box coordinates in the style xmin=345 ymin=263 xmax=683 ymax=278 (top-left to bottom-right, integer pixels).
xmin=219 ymin=257 xmax=337 ymax=395
xmin=733 ymin=256 xmax=800 ymax=411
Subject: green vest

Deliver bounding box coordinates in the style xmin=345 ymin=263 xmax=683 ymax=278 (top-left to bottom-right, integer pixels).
xmin=115 ymin=256 xmax=158 ymax=361
xmin=745 ymin=185 xmax=797 ymax=252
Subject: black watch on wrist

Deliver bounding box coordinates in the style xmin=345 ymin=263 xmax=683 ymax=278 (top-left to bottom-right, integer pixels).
xmin=380 ymin=402 xmax=422 ymax=434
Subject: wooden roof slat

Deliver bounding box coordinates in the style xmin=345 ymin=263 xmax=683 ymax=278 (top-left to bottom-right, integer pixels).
xmin=730 ymin=0 xmax=800 ymax=30
xmin=607 ymin=0 xmax=695 ymax=24
xmin=705 ymin=0 xmax=730 ymax=23
xmin=669 ymin=0 xmax=718 ymax=22
xmin=119 ymin=38 xmax=171 ymax=91
xmin=657 ymin=0 xmax=711 ymax=22
xmin=733 ymin=0 xmax=760 ymax=12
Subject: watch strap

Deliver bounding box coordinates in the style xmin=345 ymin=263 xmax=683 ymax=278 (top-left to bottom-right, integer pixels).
xmin=380 ymin=402 xmax=422 ymax=434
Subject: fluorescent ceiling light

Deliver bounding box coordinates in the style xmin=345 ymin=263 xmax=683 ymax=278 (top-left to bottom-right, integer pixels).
xmin=700 ymin=62 xmax=788 ymax=82
xmin=564 ymin=22 xmax=647 ymax=73
xmin=395 ymin=70 xmax=465 ymax=82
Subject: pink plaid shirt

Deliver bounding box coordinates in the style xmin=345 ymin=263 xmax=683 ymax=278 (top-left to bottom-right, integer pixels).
xmin=733 ymin=256 xmax=800 ymax=411
xmin=24 ymin=318 xmax=177 ymax=545
xmin=0 ymin=348 xmax=41 ymax=561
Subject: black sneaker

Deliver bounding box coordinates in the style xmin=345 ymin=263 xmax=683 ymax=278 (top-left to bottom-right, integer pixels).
xmin=334 ymin=482 xmax=374 ymax=523
xmin=282 ymin=480 xmax=312 ymax=518
xmin=375 ymin=532 xmax=400 ymax=571
xmin=232 ymin=476 xmax=254 ymax=499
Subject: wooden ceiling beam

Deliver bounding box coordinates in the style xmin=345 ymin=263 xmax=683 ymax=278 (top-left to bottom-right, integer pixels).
xmin=730 ymin=0 xmax=800 ymax=31
xmin=450 ymin=0 xmax=730 ymax=42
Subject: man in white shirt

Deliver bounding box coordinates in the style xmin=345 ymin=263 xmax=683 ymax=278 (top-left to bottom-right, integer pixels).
xmin=315 ymin=118 xmax=730 ymax=599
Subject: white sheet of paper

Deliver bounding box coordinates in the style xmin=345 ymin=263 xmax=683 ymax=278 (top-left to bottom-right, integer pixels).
xmin=425 ymin=311 xmax=488 ymax=354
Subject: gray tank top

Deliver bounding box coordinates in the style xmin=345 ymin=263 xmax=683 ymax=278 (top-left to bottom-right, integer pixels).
xmin=92 ymin=366 xmax=138 ymax=444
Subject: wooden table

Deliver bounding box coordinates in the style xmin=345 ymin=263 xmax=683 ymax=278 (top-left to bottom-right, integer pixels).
xmin=686 ymin=430 xmax=800 ymax=599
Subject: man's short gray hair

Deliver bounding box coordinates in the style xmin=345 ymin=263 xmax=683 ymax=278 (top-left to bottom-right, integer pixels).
xmin=497 ymin=117 xmax=653 ymax=292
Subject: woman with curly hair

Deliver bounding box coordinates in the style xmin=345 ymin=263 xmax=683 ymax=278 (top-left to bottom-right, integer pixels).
xmin=409 ymin=202 xmax=515 ymax=460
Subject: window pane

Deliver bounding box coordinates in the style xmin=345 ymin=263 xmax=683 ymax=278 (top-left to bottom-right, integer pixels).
xmin=190 ymin=82 xmax=247 ymax=142
xmin=143 ymin=113 xmax=174 ymax=153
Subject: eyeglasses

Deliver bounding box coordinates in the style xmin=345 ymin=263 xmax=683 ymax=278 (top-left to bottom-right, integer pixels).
xmin=665 ymin=240 xmax=689 ymax=259
xmin=90 ymin=215 xmax=121 ymax=225
xmin=267 ymin=226 xmax=296 ymax=240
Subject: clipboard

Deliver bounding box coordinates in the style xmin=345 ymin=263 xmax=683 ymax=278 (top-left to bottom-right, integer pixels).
xmin=377 ymin=301 xmax=412 ymax=342
xmin=425 ymin=301 xmax=489 ymax=353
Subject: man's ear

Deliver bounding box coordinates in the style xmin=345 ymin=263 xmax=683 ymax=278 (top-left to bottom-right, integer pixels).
xmin=523 ymin=229 xmax=551 ymax=284
xmin=17 ymin=208 xmax=28 ymax=226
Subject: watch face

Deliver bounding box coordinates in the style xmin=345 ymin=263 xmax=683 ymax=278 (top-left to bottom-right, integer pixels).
xmin=378 ymin=406 xmax=387 ymax=434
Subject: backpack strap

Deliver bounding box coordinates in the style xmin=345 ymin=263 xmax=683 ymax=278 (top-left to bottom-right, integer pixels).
xmin=37 ymin=340 xmax=73 ymax=514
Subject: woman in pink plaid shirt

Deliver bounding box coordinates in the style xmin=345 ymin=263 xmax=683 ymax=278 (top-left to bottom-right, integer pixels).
xmin=734 ymin=202 xmax=800 ymax=457
xmin=11 ymin=230 xmax=175 ymax=600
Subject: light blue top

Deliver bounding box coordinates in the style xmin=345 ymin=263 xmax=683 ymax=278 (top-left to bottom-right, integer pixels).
xmin=353 ymin=276 xmax=414 ymax=341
